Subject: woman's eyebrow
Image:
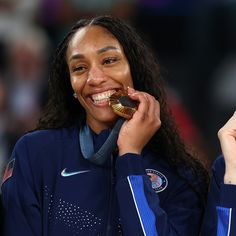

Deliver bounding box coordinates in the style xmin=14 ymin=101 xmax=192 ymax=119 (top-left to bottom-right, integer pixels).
xmin=69 ymin=53 xmax=84 ymax=62
xmin=97 ymin=46 xmax=119 ymax=54
xmin=69 ymin=46 xmax=119 ymax=62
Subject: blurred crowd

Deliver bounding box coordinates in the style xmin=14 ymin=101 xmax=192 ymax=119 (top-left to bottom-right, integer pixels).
xmin=0 ymin=0 xmax=236 ymax=178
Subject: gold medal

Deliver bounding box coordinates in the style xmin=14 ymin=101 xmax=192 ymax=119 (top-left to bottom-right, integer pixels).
xmin=109 ymin=90 xmax=138 ymax=119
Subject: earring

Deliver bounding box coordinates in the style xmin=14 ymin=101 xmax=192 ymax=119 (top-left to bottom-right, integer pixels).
xmin=73 ymin=92 xmax=77 ymax=98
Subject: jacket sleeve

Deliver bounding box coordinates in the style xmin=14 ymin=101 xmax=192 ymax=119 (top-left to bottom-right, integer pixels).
xmin=202 ymin=156 xmax=236 ymax=236
xmin=1 ymin=136 xmax=42 ymax=236
xmin=115 ymin=153 xmax=203 ymax=236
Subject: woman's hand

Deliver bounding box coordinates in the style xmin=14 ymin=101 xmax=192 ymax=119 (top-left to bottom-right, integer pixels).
xmin=218 ymin=111 xmax=236 ymax=184
xmin=117 ymin=87 xmax=161 ymax=156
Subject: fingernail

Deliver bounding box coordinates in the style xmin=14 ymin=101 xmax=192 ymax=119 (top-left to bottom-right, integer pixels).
xmin=128 ymin=87 xmax=135 ymax=94
xmin=129 ymin=92 xmax=137 ymax=96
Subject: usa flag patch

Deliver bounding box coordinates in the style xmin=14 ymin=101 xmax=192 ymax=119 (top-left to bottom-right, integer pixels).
xmin=2 ymin=159 xmax=15 ymax=185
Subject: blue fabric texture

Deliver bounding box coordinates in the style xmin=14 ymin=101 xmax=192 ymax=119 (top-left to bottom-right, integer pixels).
xmin=128 ymin=175 xmax=158 ymax=236
xmin=216 ymin=206 xmax=231 ymax=236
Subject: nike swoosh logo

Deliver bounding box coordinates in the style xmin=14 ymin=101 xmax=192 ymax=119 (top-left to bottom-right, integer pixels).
xmin=61 ymin=168 xmax=90 ymax=177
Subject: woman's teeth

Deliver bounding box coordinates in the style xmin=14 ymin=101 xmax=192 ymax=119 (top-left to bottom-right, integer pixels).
xmin=92 ymin=90 xmax=116 ymax=104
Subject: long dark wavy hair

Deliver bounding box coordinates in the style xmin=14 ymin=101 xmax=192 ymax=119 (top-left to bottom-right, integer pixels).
xmin=36 ymin=15 xmax=209 ymax=202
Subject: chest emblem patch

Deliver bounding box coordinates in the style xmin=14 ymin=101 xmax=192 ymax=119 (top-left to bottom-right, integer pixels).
xmin=146 ymin=169 xmax=168 ymax=193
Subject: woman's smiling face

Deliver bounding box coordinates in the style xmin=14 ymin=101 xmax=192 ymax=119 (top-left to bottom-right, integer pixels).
xmin=66 ymin=25 xmax=133 ymax=133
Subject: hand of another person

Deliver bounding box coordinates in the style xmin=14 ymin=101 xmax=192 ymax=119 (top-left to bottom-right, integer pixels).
xmin=218 ymin=111 xmax=236 ymax=184
xmin=117 ymin=87 xmax=161 ymax=156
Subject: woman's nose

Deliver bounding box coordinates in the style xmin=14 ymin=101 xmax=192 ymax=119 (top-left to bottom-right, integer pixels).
xmin=87 ymin=66 xmax=107 ymax=85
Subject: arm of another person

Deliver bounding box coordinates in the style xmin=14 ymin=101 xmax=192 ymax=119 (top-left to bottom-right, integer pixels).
xmin=202 ymin=111 xmax=236 ymax=236
xmin=217 ymin=111 xmax=236 ymax=236
xmin=1 ymin=136 xmax=42 ymax=236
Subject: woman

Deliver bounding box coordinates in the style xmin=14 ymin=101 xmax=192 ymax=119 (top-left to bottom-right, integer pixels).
xmin=1 ymin=16 xmax=209 ymax=235
xmin=202 ymin=111 xmax=236 ymax=236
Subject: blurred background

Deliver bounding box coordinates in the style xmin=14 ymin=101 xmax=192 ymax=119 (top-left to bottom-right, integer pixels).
xmin=0 ymin=0 xmax=236 ymax=176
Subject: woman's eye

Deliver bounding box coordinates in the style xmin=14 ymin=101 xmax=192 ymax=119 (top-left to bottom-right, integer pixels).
xmin=72 ymin=65 xmax=86 ymax=73
xmin=103 ymin=57 xmax=118 ymax=65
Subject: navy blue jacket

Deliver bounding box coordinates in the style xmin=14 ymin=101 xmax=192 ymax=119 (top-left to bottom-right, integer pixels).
xmin=2 ymin=126 xmax=204 ymax=235
xmin=202 ymin=155 xmax=236 ymax=236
